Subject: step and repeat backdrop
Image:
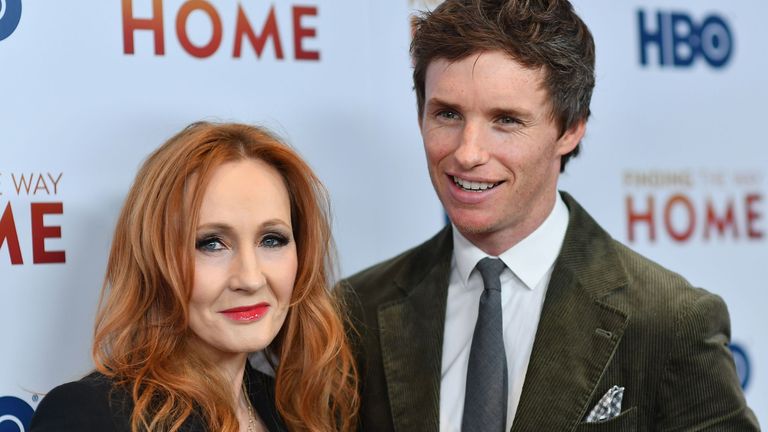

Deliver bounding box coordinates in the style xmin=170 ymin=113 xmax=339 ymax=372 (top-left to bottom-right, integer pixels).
xmin=1 ymin=0 xmax=765 ymax=428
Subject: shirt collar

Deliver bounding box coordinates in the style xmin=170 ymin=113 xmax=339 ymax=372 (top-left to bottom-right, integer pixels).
xmin=452 ymin=192 xmax=569 ymax=290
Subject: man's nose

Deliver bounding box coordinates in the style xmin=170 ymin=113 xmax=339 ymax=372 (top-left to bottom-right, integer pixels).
xmin=454 ymin=121 xmax=489 ymax=169
xmin=230 ymin=248 xmax=266 ymax=292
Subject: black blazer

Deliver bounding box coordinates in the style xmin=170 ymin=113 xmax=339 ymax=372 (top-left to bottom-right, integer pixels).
xmin=30 ymin=365 xmax=286 ymax=432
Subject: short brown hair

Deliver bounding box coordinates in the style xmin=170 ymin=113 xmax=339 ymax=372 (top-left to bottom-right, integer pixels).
xmin=411 ymin=0 xmax=595 ymax=170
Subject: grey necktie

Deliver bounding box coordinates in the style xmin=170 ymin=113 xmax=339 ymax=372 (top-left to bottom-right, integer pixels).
xmin=462 ymin=257 xmax=508 ymax=432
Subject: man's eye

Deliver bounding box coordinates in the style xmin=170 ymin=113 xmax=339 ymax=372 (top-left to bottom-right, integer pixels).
xmin=498 ymin=115 xmax=520 ymax=125
xmin=195 ymin=237 xmax=225 ymax=252
xmin=261 ymin=234 xmax=289 ymax=248
xmin=437 ymin=110 xmax=460 ymax=120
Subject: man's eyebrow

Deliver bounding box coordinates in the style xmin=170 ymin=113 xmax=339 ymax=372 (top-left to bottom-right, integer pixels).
xmin=425 ymin=97 xmax=462 ymax=110
xmin=426 ymin=97 xmax=534 ymax=120
xmin=487 ymin=106 xmax=534 ymax=120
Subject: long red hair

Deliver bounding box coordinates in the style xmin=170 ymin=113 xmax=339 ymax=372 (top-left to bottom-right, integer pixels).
xmin=93 ymin=122 xmax=358 ymax=431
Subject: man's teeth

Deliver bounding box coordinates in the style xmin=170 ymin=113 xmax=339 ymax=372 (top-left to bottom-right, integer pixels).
xmin=453 ymin=176 xmax=499 ymax=191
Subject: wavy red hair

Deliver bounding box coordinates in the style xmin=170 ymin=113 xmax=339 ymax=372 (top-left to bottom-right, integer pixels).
xmin=93 ymin=122 xmax=358 ymax=431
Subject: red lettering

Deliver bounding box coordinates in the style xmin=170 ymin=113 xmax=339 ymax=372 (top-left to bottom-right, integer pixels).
xmin=664 ymin=194 xmax=695 ymax=242
xmin=122 ymin=0 xmax=165 ymax=55
xmin=122 ymin=3 xmax=320 ymax=61
xmin=627 ymin=193 xmax=764 ymax=243
xmin=233 ymin=5 xmax=284 ymax=59
xmin=11 ymin=173 xmax=33 ymax=195
xmin=176 ymin=0 xmax=223 ymax=58
xmin=293 ymin=6 xmax=319 ymax=61
xmin=31 ymin=202 xmax=66 ymax=264
xmin=0 ymin=202 xmax=23 ymax=265
xmin=626 ymin=195 xmax=655 ymax=242
xmin=704 ymin=198 xmax=738 ymax=239
xmin=746 ymin=193 xmax=764 ymax=239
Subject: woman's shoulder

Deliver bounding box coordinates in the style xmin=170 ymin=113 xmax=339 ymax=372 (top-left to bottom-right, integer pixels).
xmin=30 ymin=372 xmax=132 ymax=432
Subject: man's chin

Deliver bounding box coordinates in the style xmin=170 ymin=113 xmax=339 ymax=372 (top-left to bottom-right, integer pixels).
xmin=444 ymin=206 xmax=503 ymax=237
xmin=451 ymin=218 xmax=496 ymax=236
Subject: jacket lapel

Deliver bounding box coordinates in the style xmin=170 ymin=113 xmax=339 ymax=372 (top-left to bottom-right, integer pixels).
xmin=378 ymin=227 xmax=453 ymax=432
xmin=511 ymin=193 xmax=630 ymax=432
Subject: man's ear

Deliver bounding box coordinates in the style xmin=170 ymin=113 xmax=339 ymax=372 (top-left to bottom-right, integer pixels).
xmin=556 ymin=119 xmax=586 ymax=156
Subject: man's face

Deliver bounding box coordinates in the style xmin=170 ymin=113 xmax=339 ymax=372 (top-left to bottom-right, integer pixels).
xmin=420 ymin=50 xmax=584 ymax=254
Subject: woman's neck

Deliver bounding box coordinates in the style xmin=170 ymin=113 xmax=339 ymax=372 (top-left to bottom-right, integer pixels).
xmin=213 ymin=352 xmax=249 ymax=404
xmin=211 ymin=352 xmax=259 ymax=431
xmin=189 ymin=340 xmax=258 ymax=430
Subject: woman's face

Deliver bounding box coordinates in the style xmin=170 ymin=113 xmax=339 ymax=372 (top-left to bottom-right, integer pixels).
xmin=189 ymin=158 xmax=297 ymax=360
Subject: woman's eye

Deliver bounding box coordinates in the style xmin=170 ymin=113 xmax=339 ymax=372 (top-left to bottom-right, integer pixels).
xmin=261 ymin=234 xmax=289 ymax=248
xmin=195 ymin=236 xmax=225 ymax=252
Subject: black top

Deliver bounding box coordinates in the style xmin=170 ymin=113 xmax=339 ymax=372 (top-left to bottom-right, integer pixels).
xmin=30 ymin=365 xmax=287 ymax=432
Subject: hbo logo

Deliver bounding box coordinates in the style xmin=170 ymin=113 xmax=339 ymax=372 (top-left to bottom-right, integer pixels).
xmin=638 ymin=10 xmax=733 ymax=68
xmin=0 ymin=0 xmax=23 ymax=41
xmin=730 ymin=343 xmax=752 ymax=390
xmin=0 ymin=396 xmax=34 ymax=432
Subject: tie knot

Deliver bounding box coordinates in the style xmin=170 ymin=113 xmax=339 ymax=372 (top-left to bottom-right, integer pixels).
xmin=476 ymin=257 xmax=505 ymax=292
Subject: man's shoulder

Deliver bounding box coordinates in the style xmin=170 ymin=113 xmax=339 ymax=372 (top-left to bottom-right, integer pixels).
xmin=562 ymin=191 xmax=710 ymax=305
xmin=561 ymin=196 xmax=759 ymax=432
xmin=343 ymin=244 xmax=420 ymax=291
xmin=611 ymin=239 xmax=690 ymax=288
xmin=341 ymin=226 xmax=452 ymax=301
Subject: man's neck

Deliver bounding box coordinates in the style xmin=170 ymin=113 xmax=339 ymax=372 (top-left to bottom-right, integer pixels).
xmin=459 ymin=192 xmax=559 ymax=256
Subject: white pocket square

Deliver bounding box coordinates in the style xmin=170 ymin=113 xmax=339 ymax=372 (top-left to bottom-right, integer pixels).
xmin=585 ymin=385 xmax=624 ymax=423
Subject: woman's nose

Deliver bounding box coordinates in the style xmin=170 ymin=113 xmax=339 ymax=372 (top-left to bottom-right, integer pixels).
xmin=230 ymin=248 xmax=266 ymax=292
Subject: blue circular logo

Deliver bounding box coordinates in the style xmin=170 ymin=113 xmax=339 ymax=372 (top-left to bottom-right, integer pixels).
xmin=0 ymin=0 xmax=23 ymax=41
xmin=0 ymin=396 xmax=34 ymax=432
xmin=729 ymin=343 xmax=751 ymax=390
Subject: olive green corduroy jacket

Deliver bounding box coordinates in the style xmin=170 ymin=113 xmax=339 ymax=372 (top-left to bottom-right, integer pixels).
xmin=340 ymin=192 xmax=759 ymax=432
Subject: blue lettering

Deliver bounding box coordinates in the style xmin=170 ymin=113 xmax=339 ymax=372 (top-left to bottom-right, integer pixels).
xmin=0 ymin=0 xmax=23 ymax=41
xmin=700 ymin=15 xmax=733 ymax=67
xmin=0 ymin=396 xmax=34 ymax=431
xmin=638 ymin=10 xmax=665 ymax=66
xmin=637 ymin=9 xmax=733 ymax=69
xmin=729 ymin=343 xmax=752 ymax=390
xmin=670 ymin=13 xmax=696 ymax=67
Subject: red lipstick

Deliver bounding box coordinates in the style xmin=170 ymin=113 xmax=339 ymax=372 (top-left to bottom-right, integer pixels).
xmin=219 ymin=303 xmax=270 ymax=322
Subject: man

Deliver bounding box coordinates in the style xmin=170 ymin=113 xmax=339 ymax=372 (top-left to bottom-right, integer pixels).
xmin=341 ymin=0 xmax=759 ymax=431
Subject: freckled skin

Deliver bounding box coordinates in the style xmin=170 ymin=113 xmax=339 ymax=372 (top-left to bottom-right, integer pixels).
xmin=420 ymin=51 xmax=585 ymax=255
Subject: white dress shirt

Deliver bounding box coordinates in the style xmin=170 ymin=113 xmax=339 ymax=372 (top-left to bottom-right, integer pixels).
xmin=439 ymin=194 xmax=569 ymax=432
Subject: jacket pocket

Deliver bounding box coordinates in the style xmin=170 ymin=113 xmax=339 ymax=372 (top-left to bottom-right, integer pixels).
xmin=574 ymin=406 xmax=637 ymax=431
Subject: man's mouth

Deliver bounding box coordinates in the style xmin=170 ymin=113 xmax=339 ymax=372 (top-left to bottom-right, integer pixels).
xmin=452 ymin=176 xmax=502 ymax=192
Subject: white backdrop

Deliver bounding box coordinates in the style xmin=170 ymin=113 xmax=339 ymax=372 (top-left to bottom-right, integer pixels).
xmin=1 ymin=0 xmax=764 ymax=428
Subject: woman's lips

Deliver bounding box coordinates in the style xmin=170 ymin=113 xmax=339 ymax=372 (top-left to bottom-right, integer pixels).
xmin=219 ymin=303 xmax=270 ymax=322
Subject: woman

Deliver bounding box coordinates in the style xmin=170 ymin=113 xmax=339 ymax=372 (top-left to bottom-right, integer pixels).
xmin=31 ymin=122 xmax=358 ymax=432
